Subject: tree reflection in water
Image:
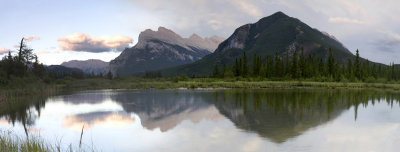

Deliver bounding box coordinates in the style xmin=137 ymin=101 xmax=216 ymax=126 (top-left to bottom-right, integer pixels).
xmin=1 ymin=88 xmax=400 ymax=143
xmin=209 ymin=89 xmax=400 ymax=142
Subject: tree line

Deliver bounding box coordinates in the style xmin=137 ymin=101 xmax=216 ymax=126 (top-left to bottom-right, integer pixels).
xmin=0 ymin=38 xmax=117 ymax=85
xmin=212 ymin=47 xmax=399 ymax=82
xmin=0 ymin=38 xmax=47 ymax=84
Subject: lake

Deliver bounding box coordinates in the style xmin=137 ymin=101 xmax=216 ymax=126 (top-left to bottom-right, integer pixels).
xmin=1 ymin=88 xmax=400 ymax=152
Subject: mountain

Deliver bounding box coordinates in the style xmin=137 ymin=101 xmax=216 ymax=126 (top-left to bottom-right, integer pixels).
xmin=61 ymin=59 xmax=109 ymax=75
xmin=45 ymin=65 xmax=84 ymax=78
xmin=162 ymin=12 xmax=356 ymax=77
xmin=111 ymin=90 xmax=223 ymax=132
xmin=109 ymin=27 xmax=224 ymax=76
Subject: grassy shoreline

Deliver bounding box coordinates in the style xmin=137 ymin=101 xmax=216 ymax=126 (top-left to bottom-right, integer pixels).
xmin=57 ymin=77 xmax=400 ymax=91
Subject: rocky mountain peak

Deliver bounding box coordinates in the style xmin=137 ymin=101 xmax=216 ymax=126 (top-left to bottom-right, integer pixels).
xmin=189 ymin=34 xmax=203 ymax=41
xmin=136 ymin=27 xmax=224 ymax=52
xmin=109 ymin=27 xmax=224 ymax=76
xmin=137 ymin=27 xmax=183 ymax=48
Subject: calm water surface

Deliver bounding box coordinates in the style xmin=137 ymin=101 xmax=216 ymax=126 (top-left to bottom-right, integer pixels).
xmin=1 ymin=88 xmax=400 ymax=152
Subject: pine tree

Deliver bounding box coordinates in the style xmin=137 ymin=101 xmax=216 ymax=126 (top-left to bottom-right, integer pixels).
xmin=106 ymin=71 xmax=113 ymax=80
xmin=252 ymin=54 xmax=262 ymax=77
xmin=32 ymin=55 xmax=45 ymax=77
xmin=318 ymin=59 xmax=324 ymax=76
xmin=327 ymin=48 xmax=335 ymax=77
xmin=372 ymin=63 xmax=377 ymax=79
xmin=242 ymin=52 xmax=249 ymax=77
xmin=354 ymin=49 xmax=361 ymax=80
xmin=346 ymin=59 xmax=353 ymax=80
xmin=259 ymin=63 xmax=266 ymax=78
xmin=285 ymin=51 xmax=290 ymax=77
xmin=222 ymin=63 xmax=228 ymax=78
xmin=212 ymin=64 xmax=219 ymax=78
xmin=274 ymin=53 xmax=282 ymax=77
xmin=392 ymin=62 xmax=395 ymax=80
xmin=266 ymin=56 xmax=273 ymax=78
xmin=378 ymin=64 xmax=382 ymax=78
xmin=306 ymin=54 xmax=315 ymax=78
xmin=239 ymin=58 xmax=243 ymax=76
xmin=232 ymin=58 xmax=240 ymax=76
xmin=252 ymin=54 xmax=257 ymax=76
xmin=299 ymin=47 xmax=306 ymax=78
xmin=291 ymin=50 xmax=299 ymax=78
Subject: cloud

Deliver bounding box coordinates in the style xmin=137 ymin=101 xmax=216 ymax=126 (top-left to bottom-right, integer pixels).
xmin=58 ymin=33 xmax=133 ymax=53
xmin=328 ymin=17 xmax=366 ymax=24
xmin=228 ymin=0 xmax=262 ymax=17
xmin=0 ymin=48 xmax=10 ymax=55
xmin=207 ymin=20 xmax=223 ymax=30
xmin=35 ymin=50 xmax=60 ymax=55
xmin=62 ymin=112 xmax=134 ymax=131
xmin=24 ymin=35 xmax=40 ymax=42
xmin=127 ymin=0 xmax=261 ymax=37
xmin=372 ymin=30 xmax=400 ymax=52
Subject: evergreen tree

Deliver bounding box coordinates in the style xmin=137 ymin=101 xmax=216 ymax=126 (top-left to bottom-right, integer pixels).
xmin=106 ymin=71 xmax=113 ymax=80
xmin=232 ymin=58 xmax=240 ymax=76
xmin=239 ymin=58 xmax=243 ymax=76
xmin=4 ymin=52 xmax=14 ymax=78
xmin=252 ymin=54 xmax=262 ymax=76
xmin=252 ymin=53 xmax=257 ymax=76
xmin=242 ymin=52 xmax=249 ymax=77
xmin=372 ymin=63 xmax=377 ymax=79
xmin=317 ymin=59 xmax=324 ymax=76
xmin=392 ymin=62 xmax=396 ymax=80
xmin=378 ymin=64 xmax=382 ymax=78
xmin=299 ymin=47 xmax=306 ymax=78
xmin=274 ymin=53 xmax=282 ymax=77
xmin=346 ymin=59 xmax=354 ymax=80
xmin=291 ymin=50 xmax=299 ymax=78
xmin=32 ymin=55 xmax=46 ymax=78
xmin=259 ymin=63 xmax=266 ymax=78
xmin=212 ymin=64 xmax=219 ymax=78
xmin=222 ymin=63 xmax=228 ymax=78
xmin=306 ymin=54 xmax=315 ymax=78
xmin=362 ymin=59 xmax=370 ymax=78
xmin=285 ymin=51 xmax=290 ymax=77
xmin=266 ymin=56 xmax=273 ymax=78
xmin=354 ymin=49 xmax=361 ymax=80
xmin=327 ymin=48 xmax=335 ymax=77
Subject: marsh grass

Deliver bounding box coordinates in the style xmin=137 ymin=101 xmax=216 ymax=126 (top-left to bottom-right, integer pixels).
xmin=0 ymin=131 xmax=54 ymax=152
xmin=0 ymin=130 xmax=97 ymax=152
xmin=57 ymin=77 xmax=400 ymax=91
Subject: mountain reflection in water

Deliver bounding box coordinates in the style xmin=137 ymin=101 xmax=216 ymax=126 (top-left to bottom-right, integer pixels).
xmin=0 ymin=88 xmax=400 ymax=151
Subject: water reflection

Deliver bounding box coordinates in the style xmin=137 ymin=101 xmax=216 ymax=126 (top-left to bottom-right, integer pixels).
xmin=111 ymin=90 xmax=224 ymax=132
xmin=0 ymin=88 xmax=400 ymax=151
xmin=63 ymin=111 xmax=134 ymax=131
xmin=0 ymin=94 xmax=47 ymax=136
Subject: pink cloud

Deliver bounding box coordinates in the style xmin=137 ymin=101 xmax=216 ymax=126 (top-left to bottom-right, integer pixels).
xmin=58 ymin=33 xmax=133 ymax=53
xmin=0 ymin=48 xmax=10 ymax=55
xmin=24 ymin=35 xmax=40 ymax=42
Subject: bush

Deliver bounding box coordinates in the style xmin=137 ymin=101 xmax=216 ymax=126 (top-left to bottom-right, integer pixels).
xmin=365 ymin=76 xmax=377 ymax=83
xmin=171 ymin=76 xmax=189 ymax=82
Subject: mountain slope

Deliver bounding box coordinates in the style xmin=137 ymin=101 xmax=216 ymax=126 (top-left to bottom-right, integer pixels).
xmin=45 ymin=65 xmax=84 ymax=78
xmin=61 ymin=59 xmax=108 ymax=75
xmin=162 ymin=12 xmax=356 ymax=77
xmin=109 ymin=27 xmax=224 ymax=76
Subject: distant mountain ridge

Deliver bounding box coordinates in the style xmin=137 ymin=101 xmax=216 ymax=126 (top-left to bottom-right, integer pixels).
xmin=162 ymin=12 xmax=357 ymax=76
xmin=61 ymin=59 xmax=109 ymax=75
xmin=109 ymin=27 xmax=224 ymax=76
xmin=45 ymin=65 xmax=84 ymax=78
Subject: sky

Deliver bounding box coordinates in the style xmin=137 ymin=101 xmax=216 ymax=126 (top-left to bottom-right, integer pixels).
xmin=1 ymin=0 xmax=400 ymax=65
